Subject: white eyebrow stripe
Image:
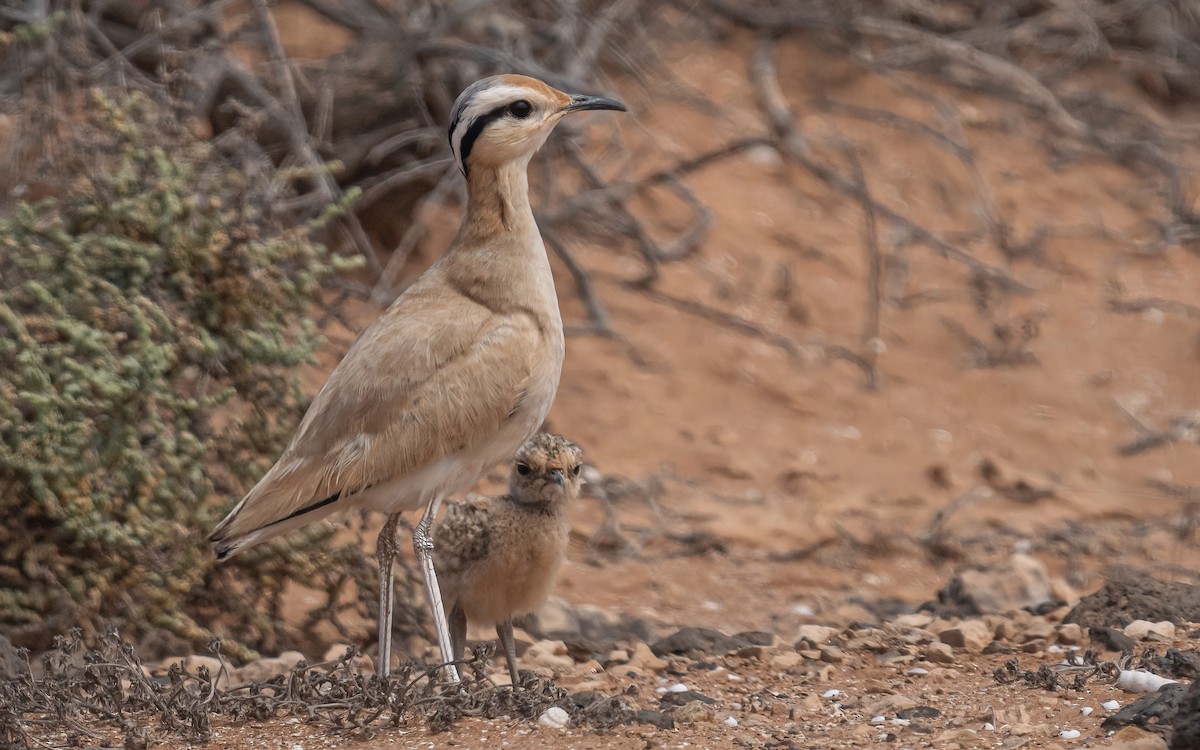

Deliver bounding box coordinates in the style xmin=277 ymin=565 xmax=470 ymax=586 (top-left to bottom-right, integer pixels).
xmin=450 ymin=84 xmax=537 ymax=171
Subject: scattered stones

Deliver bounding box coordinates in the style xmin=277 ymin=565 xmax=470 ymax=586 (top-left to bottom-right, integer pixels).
xmin=819 ymin=645 xmax=847 ymax=664
xmin=1124 ymin=620 xmax=1176 ymax=643
xmin=938 ymin=554 xmax=1053 ymax=616
xmin=794 ymin=624 xmax=838 ymax=647
xmin=939 ymin=620 xmax=993 ymax=653
xmin=524 ymin=640 xmax=575 ymax=677
xmin=231 ymin=651 xmax=305 ymax=685
xmin=1064 ymin=570 xmax=1200 ymax=629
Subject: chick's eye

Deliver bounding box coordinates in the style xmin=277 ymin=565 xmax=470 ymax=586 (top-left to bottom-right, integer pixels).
xmin=515 ymin=463 xmax=531 ymax=476
xmin=571 ymin=465 xmax=581 ymax=476
xmin=508 ymin=100 xmax=533 ymax=119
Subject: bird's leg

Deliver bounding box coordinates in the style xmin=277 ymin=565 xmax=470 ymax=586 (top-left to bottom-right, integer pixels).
xmin=449 ymin=603 xmax=466 ymax=666
xmin=413 ymin=495 xmax=461 ymax=683
xmin=375 ymin=512 xmax=401 ymax=678
xmin=496 ymin=619 xmax=520 ymax=688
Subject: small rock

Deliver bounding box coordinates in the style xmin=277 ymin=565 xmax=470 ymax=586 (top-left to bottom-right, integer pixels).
xmin=538 ymin=706 xmax=570 ymax=730
xmin=923 ymin=642 xmax=955 ymax=664
xmin=525 ymin=640 xmax=574 ymax=677
xmin=651 ymin=627 xmax=748 ymax=657
xmin=794 ymin=624 xmax=838 ymax=647
xmin=671 ymin=701 xmax=715 ymax=724
xmin=1124 ymin=620 xmax=1175 ymax=643
xmin=660 ymin=690 xmax=717 ymax=708
xmin=722 ymin=716 xmax=738 ymax=727
xmin=1057 ymin=623 xmax=1084 ymax=645
xmin=863 ymin=694 xmax=917 ymax=716
xmin=819 ymin=645 xmax=847 ymax=664
xmin=635 ymin=710 xmax=674 ymax=729
xmin=769 ymin=651 xmax=803 ymax=670
xmin=1169 ymin=678 xmax=1200 ymax=750
xmin=1102 ymin=684 xmax=1187 ymax=734
xmin=1103 ymin=700 xmax=1122 ymax=711
xmin=892 ymin=613 xmax=935 ymax=629
xmin=1059 ymin=729 xmax=1081 ymax=739
xmin=626 ymin=641 xmax=669 ymax=673
xmin=0 ymin=635 xmax=29 ymax=680
xmin=897 ymin=706 xmax=942 ymax=720
xmin=939 ymin=619 xmax=993 ymax=652
xmin=1021 ymin=619 xmax=1056 ymax=643
xmin=232 ymin=651 xmax=305 ymax=684
xmin=1108 ymin=726 xmax=1169 ymax=750
xmin=527 ymin=596 xmax=581 ymax=640
xmin=1093 ymin=626 xmax=1138 ymax=652
xmin=939 ymin=553 xmax=1053 ymax=615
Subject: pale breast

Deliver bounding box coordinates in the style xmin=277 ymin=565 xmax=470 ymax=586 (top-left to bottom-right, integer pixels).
xmin=456 ymin=509 xmax=569 ymax=625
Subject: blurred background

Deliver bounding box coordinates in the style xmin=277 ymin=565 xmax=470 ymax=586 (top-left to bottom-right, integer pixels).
xmin=1 ymin=0 xmax=1198 ymax=670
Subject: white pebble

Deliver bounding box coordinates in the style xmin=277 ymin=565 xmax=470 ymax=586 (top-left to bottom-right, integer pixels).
xmin=723 ymin=716 xmax=738 ymax=727
xmin=791 ymin=604 xmax=816 ymax=616
xmin=667 ymin=683 xmax=689 ymax=693
xmin=291 ymin=745 xmax=304 ymax=750
xmin=870 ymin=715 xmax=885 ymax=725
xmin=1059 ymin=729 xmax=1081 ymax=739
xmin=1102 ymin=700 xmax=1121 ymax=711
xmin=890 ymin=718 xmax=910 ymax=726
xmin=822 ymin=689 xmax=842 ymax=698
xmin=906 ymin=667 xmax=929 ymax=676
xmin=726 ymin=672 xmax=743 ymax=681
xmin=1080 ymin=707 xmax=1093 ymax=716
xmin=538 ymin=706 xmax=570 ymax=730
xmin=983 ymin=723 xmax=995 ymax=731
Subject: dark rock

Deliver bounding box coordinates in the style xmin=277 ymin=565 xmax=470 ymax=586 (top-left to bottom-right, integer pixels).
xmin=1169 ymin=679 xmax=1200 ymax=750
xmin=1143 ymin=649 xmax=1200 ymax=680
xmin=935 ymin=554 xmax=1053 ymax=617
xmin=570 ymin=691 xmax=606 ymax=710
xmin=1091 ymin=626 xmax=1137 ymax=653
xmin=1065 ymin=569 xmax=1200 ymax=628
xmin=635 ymin=710 xmax=675 ymax=729
xmin=897 ymin=706 xmax=943 ymax=720
xmin=0 ymin=635 xmax=29 ymax=681
xmin=650 ymin=627 xmax=750 ymax=657
xmin=660 ymin=690 xmax=717 ymax=708
xmin=1101 ymin=683 xmax=1187 ymax=736
xmin=732 ymin=630 xmax=776 ymax=647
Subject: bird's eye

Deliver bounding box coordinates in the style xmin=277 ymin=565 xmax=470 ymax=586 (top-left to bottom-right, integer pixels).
xmin=515 ymin=463 xmax=531 ymax=476
xmin=571 ymin=465 xmax=581 ymax=476
xmin=508 ymin=100 xmax=533 ymax=119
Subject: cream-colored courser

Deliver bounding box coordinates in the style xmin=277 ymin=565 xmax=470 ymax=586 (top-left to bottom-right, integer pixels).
xmin=208 ymin=75 xmax=625 ymax=683
xmin=434 ymin=433 xmax=582 ymax=685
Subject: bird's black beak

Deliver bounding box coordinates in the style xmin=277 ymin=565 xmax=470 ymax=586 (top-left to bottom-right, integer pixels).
xmin=563 ymin=94 xmax=627 ymax=114
xmin=547 ymin=469 xmax=565 ymax=486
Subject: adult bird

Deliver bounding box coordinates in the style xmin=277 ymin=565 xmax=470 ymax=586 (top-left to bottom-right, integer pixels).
xmin=208 ymin=75 xmax=625 ymax=683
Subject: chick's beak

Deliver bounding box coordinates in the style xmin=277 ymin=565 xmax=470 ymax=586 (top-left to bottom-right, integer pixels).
xmin=563 ymin=93 xmax=627 ymax=114
xmin=547 ymin=468 xmax=565 ymax=486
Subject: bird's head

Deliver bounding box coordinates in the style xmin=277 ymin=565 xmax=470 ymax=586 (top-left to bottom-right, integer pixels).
xmin=509 ymin=433 xmax=584 ymax=508
xmin=448 ymin=74 xmax=625 ymax=177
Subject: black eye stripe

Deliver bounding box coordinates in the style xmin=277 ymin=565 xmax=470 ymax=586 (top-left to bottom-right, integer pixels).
xmin=455 ymin=103 xmax=514 ymax=177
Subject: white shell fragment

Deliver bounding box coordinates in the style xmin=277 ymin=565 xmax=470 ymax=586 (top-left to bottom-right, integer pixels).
xmin=538 ymin=706 xmax=570 ymax=730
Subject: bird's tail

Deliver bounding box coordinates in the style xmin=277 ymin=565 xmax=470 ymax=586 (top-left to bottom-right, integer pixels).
xmin=209 ymin=488 xmax=344 ymax=560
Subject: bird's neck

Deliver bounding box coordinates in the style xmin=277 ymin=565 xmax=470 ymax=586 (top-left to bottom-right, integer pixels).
xmin=461 ymin=159 xmax=539 ymax=241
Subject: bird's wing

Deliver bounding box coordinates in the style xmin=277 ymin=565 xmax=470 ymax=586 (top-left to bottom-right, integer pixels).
xmin=211 ymin=285 xmax=541 ymax=544
xmin=433 ymin=495 xmax=494 ymax=578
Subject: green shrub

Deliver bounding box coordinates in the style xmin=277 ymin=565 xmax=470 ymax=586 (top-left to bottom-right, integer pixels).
xmin=0 ymin=89 xmax=367 ymax=658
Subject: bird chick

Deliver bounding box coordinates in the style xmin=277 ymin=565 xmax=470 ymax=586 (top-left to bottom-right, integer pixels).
xmin=434 ymin=433 xmax=583 ymax=685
